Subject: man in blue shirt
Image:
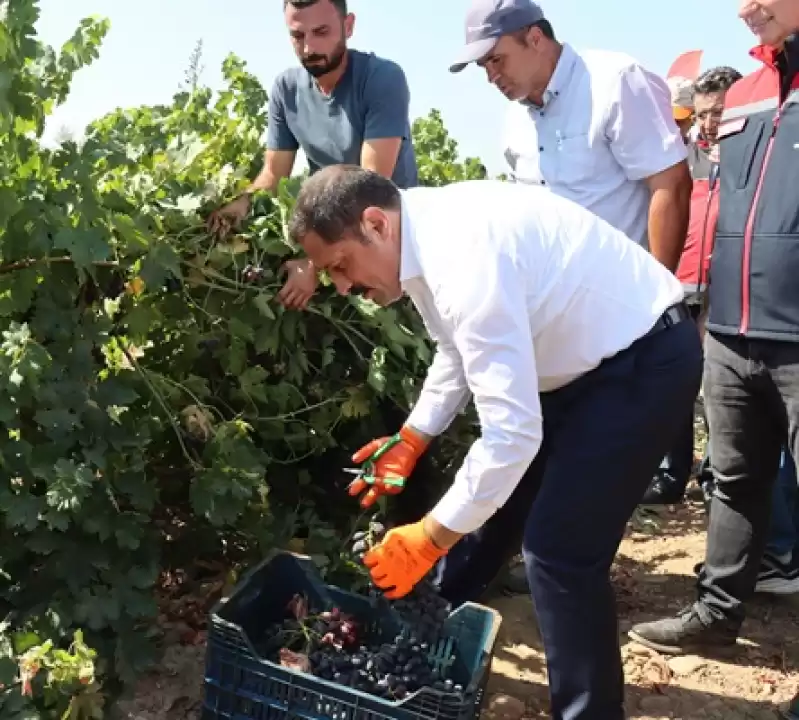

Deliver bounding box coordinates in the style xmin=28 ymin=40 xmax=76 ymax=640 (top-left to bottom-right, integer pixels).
xmin=209 ymin=0 xmax=417 ymax=309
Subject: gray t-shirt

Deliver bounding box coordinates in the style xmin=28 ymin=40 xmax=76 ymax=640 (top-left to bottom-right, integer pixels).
xmin=267 ymin=50 xmax=418 ymax=188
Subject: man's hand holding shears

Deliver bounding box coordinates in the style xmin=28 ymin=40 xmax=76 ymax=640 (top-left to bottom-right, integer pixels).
xmin=342 ymin=425 xmax=464 ymax=599
xmin=343 ymin=425 xmax=428 ymax=508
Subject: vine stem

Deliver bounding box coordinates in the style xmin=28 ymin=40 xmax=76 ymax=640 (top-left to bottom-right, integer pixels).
xmin=0 ymin=257 xmax=120 ymax=275
xmin=120 ymin=344 xmax=201 ymax=469
xmin=255 ymin=395 xmax=345 ymax=423
xmin=145 ymin=369 xmax=225 ymax=422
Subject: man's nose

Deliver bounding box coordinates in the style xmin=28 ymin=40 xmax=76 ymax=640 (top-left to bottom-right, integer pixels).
xmin=738 ymin=0 xmax=756 ymax=19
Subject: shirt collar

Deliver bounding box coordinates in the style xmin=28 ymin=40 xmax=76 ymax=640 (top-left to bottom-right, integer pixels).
xmin=521 ymin=42 xmax=576 ymax=109
xmin=749 ymin=34 xmax=799 ymax=70
xmin=399 ymin=192 xmax=422 ymax=284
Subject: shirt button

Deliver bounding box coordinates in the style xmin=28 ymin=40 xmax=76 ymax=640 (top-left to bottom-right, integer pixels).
xmin=539 ymin=146 xmax=544 ymax=151
xmin=540 ymin=180 xmax=546 ymax=185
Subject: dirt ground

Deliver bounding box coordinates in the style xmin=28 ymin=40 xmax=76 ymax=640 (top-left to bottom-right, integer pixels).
xmin=115 ymin=501 xmax=799 ymax=720
xmin=484 ymin=501 xmax=799 ymax=719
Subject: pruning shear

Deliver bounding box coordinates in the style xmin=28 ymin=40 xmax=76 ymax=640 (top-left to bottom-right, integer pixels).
xmin=341 ymin=433 xmax=406 ymax=488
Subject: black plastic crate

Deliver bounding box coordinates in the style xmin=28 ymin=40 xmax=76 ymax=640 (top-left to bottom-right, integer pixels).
xmin=202 ymin=551 xmax=501 ymax=720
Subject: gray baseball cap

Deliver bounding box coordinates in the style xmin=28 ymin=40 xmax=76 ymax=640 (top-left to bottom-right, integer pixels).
xmin=450 ymin=0 xmax=546 ymax=73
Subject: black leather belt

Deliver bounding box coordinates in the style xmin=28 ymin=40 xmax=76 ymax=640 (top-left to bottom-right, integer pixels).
xmin=644 ymin=302 xmax=690 ymax=339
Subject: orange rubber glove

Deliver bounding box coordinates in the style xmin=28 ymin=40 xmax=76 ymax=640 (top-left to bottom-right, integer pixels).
xmin=362 ymin=519 xmax=447 ymax=599
xmin=348 ymin=425 xmax=428 ymax=508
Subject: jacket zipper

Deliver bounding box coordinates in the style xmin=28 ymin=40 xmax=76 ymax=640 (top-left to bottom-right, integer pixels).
xmin=739 ymin=112 xmax=780 ymax=334
xmin=696 ymin=165 xmax=719 ymax=295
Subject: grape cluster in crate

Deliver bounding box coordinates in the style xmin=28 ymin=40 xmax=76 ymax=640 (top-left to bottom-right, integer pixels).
xmin=352 ymin=519 xmax=452 ymax=644
xmin=263 ymin=518 xmax=463 ymax=702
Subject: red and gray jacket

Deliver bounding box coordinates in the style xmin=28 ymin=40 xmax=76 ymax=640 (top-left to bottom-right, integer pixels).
xmin=675 ymin=141 xmax=719 ymax=298
xmin=707 ymin=36 xmax=799 ymax=340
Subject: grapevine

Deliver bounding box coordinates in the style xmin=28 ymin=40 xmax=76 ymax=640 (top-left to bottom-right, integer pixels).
xmin=0 ymin=2 xmax=484 ymax=715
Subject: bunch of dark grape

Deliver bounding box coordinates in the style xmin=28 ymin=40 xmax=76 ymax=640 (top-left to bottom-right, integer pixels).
xmin=242 ymin=264 xmax=265 ymax=284
xmin=309 ymin=634 xmax=461 ymax=700
xmin=266 ymin=596 xmax=463 ymax=702
xmin=350 ymin=517 xmax=452 ymax=644
xmin=391 ymin=581 xmax=451 ymax=644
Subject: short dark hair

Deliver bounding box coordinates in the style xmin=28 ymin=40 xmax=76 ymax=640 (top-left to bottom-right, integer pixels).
xmin=693 ymin=66 xmax=742 ymax=96
xmin=284 ymin=0 xmax=347 ymax=16
xmin=512 ymin=18 xmax=556 ymax=43
xmin=288 ymin=165 xmax=401 ymax=245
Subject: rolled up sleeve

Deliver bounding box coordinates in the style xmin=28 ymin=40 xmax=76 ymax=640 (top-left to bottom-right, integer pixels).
xmin=605 ymin=64 xmax=687 ymax=181
xmin=430 ymin=252 xmax=542 ymax=534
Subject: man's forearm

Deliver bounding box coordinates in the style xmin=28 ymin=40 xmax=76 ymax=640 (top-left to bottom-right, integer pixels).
xmin=247 ymin=166 xmax=280 ymax=194
xmin=647 ymin=186 xmax=690 ymax=273
xmin=246 ymin=149 xmax=294 ymax=194
xmin=422 ymin=515 xmax=463 ymax=550
xmin=648 ymin=189 xmax=689 ymax=272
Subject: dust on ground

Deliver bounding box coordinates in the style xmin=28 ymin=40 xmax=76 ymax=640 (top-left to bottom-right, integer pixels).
xmin=115 ymin=502 xmax=799 ymax=719
xmin=485 ymin=501 xmax=799 ymax=719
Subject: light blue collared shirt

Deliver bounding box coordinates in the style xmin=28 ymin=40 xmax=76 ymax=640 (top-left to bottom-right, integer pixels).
xmin=504 ymin=43 xmax=687 ymax=249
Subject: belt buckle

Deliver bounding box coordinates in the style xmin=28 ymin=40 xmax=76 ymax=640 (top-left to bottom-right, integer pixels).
xmin=663 ymin=303 xmax=685 ymax=328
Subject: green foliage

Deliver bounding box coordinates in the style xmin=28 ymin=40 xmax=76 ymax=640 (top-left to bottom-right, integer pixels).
xmin=1 ymin=628 xmax=103 ymax=719
xmin=412 ymin=109 xmax=487 ymax=186
xmin=0 ymin=3 xmax=482 ymax=713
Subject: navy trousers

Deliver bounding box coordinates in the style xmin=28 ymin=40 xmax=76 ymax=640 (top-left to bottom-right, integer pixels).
xmin=435 ymin=317 xmax=702 ymax=720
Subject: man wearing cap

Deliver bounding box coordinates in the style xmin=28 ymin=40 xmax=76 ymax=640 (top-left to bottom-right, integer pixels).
xmin=450 ymin=0 xmax=691 ymax=271
xmin=447 ymin=0 xmax=693 ymax=598
xmin=669 ymin=77 xmax=697 ymax=141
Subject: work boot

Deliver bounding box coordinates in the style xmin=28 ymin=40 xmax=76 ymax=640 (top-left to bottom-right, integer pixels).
xmin=628 ymin=605 xmax=738 ymax=655
xmin=502 ymin=560 xmax=529 ymax=596
xmin=640 ymin=471 xmax=687 ymax=505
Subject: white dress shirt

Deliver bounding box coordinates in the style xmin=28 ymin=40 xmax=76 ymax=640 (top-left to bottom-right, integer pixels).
xmin=503 ymin=43 xmax=687 ymax=248
xmin=400 ymin=181 xmax=684 ymax=534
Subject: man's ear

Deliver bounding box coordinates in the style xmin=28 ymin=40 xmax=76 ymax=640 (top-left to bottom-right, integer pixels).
xmin=526 ymin=24 xmax=544 ymax=49
xmin=344 ymin=13 xmax=355 ymax=39
xmin=360 ymin=206 xmax=388 ymax=240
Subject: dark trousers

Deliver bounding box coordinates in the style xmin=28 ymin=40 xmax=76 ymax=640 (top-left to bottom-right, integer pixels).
xmin=436 ymin=318 xmax=702 ymax=720
xmin=767 ymin=448 xmax=798 ymax=558
xmin=698 ymin=333 xmax=799 ymax=626
xmin=658 ymin=302 xmax=706 ymax=491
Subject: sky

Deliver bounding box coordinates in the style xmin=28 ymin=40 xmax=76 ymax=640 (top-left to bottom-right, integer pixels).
xmin=35 ymin=0 xmax=759 ymax=175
